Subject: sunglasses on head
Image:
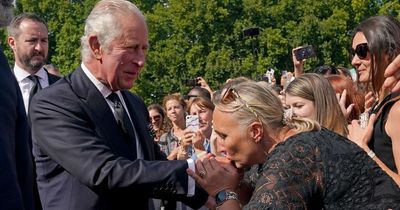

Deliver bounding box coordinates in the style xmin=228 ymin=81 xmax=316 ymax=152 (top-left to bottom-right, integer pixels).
xmin=221 ymin=87 xmax=263 ymax=125
xmin=183 ymin=94 xmax=198 ymax=101
xmin=350 ymin=43 xmax=369 ymax=61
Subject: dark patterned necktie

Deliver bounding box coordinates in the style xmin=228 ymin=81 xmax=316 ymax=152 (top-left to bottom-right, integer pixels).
xmin=107 ymin=93 xmax=137 ymax=151
xmin=28 ymin=75 xmax=42 ymax=103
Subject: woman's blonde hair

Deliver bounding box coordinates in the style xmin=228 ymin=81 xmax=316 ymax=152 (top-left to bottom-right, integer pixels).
xmin=216 ymin=81 xmax=320 ymax=136
xmin=285 ymin=73 xmax=348 ymax=136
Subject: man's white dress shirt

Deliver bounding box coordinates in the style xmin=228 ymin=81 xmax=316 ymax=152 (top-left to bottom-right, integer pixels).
xmin=13 ymin=64 xmax=49 ymax=113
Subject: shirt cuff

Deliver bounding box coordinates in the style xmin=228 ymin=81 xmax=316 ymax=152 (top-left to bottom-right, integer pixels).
xmin=186 ymin=158 xmax=195 ymax=197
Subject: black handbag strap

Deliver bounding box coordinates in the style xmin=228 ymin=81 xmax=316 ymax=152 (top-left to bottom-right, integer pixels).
xmin=370 ymin=93 xmax=400 ymax=118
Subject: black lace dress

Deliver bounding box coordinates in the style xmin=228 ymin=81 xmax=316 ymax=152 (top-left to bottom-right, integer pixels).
xmin=243 ymin=128 xmax=400 ymax=210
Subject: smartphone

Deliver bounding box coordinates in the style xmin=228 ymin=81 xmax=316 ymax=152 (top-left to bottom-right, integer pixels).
xmin=186 ymin=115 xmax=199 ymax=131
xmin=184 ymin=79 xmax=199 ymax=86
xmin=261 ymin=75 xmax=270 ymax=83
xmin=294 ymin=45 xmax=316 ymax=61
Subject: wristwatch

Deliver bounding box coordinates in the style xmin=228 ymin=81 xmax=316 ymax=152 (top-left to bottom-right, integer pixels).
xmin=215 ymin=190 xmax=239 ymax=207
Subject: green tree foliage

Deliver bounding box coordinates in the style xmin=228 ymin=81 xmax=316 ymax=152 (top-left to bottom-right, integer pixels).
xmin=1 ymin=0 xmax=399 ymax=105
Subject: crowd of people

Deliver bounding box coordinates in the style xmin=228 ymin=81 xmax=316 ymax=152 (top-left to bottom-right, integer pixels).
xmin=1 ymin=0 xmax=400 ymax=210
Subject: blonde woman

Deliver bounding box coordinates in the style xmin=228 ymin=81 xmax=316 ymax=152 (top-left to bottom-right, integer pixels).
xmin=284 ymin=73 xmax=348 ymax=136
xmin=188 ymin=81 xmax=400 ymax=209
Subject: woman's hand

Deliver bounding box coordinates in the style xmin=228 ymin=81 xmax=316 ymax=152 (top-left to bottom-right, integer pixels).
xmin=167 ymin=146 xmax=179 ymax=160
xmin=177 ymin=146 xmax=189 ymax=160
xmin=383 ymin=53 xmax=400 ymax=93
xmin=292 ymin=47 xmax=305 ymax=77
xmin=197 ymin=77 xmax=213 ymax=96
xmin=336 ymin=89 xmax=354 ymax=119
xmin=180 ymin=130 xmax=197 ymax=148
xmin=187 ymin=157 xmax=241 ymax=197
xmin=176 ymin=133 xmax=192 ymax=160
xmin=347 ymin=113 xmax=376 ymax=151
xmin=364 ymin=91 xmax=377 ymax=112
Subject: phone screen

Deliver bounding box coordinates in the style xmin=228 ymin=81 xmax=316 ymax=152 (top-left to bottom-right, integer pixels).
xmin=186 ymin=115 xmax=199 ymax=131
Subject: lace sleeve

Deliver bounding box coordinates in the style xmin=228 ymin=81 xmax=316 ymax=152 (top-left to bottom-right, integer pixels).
xmin=244 ymin=138 xmax=325 ymax=210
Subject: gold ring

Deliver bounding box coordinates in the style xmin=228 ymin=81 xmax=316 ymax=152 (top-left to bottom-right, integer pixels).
xmin=198 ymin=170 xmax=206 ymax=178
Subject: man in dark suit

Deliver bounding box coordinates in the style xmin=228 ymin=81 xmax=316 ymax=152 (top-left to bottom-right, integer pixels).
xmin=8 ymin=13 xmax=59 ymax=210
xmin=8 ymin=13 xmax=60 ymax=114
xmin=29 ymin=0 xmax=209 ymax=209
xmin=0 ymin=1 xmax=35 ymax=209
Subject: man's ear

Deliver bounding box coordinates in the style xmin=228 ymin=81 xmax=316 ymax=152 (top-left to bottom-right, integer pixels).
xmin=248 ymin=121 xmax=263 ymax=143
xmin=88 ymin=35 xmax=102 ymax=60
xmin=8 ymin=36 xmax=16 ymax=51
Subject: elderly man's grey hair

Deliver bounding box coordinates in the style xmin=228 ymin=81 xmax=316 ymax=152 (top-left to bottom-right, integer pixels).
xmin=0 ymin=0 xmax=14 ymax=27
xmin=80 ymin=0 xmax=147 ymax=62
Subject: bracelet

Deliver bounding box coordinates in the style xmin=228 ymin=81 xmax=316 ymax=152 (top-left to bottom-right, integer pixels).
xmin=367 ymin=150 xmax=376 ymax=159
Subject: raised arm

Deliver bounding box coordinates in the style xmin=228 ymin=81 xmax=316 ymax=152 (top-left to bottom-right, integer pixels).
xmin=292 ymin=47 xmax=305 ymax=78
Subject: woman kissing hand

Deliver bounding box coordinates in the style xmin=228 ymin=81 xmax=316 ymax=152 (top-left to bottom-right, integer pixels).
xmin=187 ymin=157 xmax=241 ymax=197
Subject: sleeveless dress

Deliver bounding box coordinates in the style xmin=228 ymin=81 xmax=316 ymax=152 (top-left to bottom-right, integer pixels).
xmin=369 ymin=93 xmax=400 ymax=173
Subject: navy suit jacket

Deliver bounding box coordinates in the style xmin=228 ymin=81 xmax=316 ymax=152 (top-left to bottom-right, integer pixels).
xmin=30 ymin=67 xmax=207 ymax=210
xmin=0 ymin=49 xmax=35 ymax=209
xmin=46 ymin=71 xmax=60 ymax=86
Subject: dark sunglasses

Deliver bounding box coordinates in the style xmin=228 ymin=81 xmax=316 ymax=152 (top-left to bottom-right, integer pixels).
xmin=150 ymin=115 xmax=161 ymax=121
xmin=350 ymin=43 xmax=369 ymax=61
xmin=183 ymin=94 xmax=200 ymax=101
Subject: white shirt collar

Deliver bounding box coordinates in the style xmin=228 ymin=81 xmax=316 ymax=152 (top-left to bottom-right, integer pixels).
xmin=13 ymin=64 xmax=48 ymax=83
xmin=13 ymin=64 xmax=49 ymax=114
xmin=80 ymin=63 xmax=121 ymax=98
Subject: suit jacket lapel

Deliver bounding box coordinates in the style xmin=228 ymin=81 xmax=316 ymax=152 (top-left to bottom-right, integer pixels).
xmin=42 ymin=68 xmax=60 ymax=85
xmin=66 ymin=67 xmax=137 ymax=159
xmin=47 ymin=73 xmax=60 ymax=85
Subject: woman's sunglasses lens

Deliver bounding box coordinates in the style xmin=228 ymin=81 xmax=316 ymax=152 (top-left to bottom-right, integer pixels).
xmin=350 ymin=43 xmax=368 ymax=61
xmin=355 ymin=44 xmax=368 ymax=59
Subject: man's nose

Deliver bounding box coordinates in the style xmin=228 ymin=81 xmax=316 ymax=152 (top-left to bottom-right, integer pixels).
xmin=133 ymin=50 xmax=146 ymax=67
xmin=34 ymin=42 xmax=45 ymax=52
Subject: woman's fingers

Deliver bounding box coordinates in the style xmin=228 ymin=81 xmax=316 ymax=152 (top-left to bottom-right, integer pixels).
xmin=384 ymin=55 xmax=400 ymax=93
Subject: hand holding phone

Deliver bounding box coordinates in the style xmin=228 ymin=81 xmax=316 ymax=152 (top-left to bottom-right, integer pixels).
xmin=294 ymin=45 xmax=316 ymax=61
